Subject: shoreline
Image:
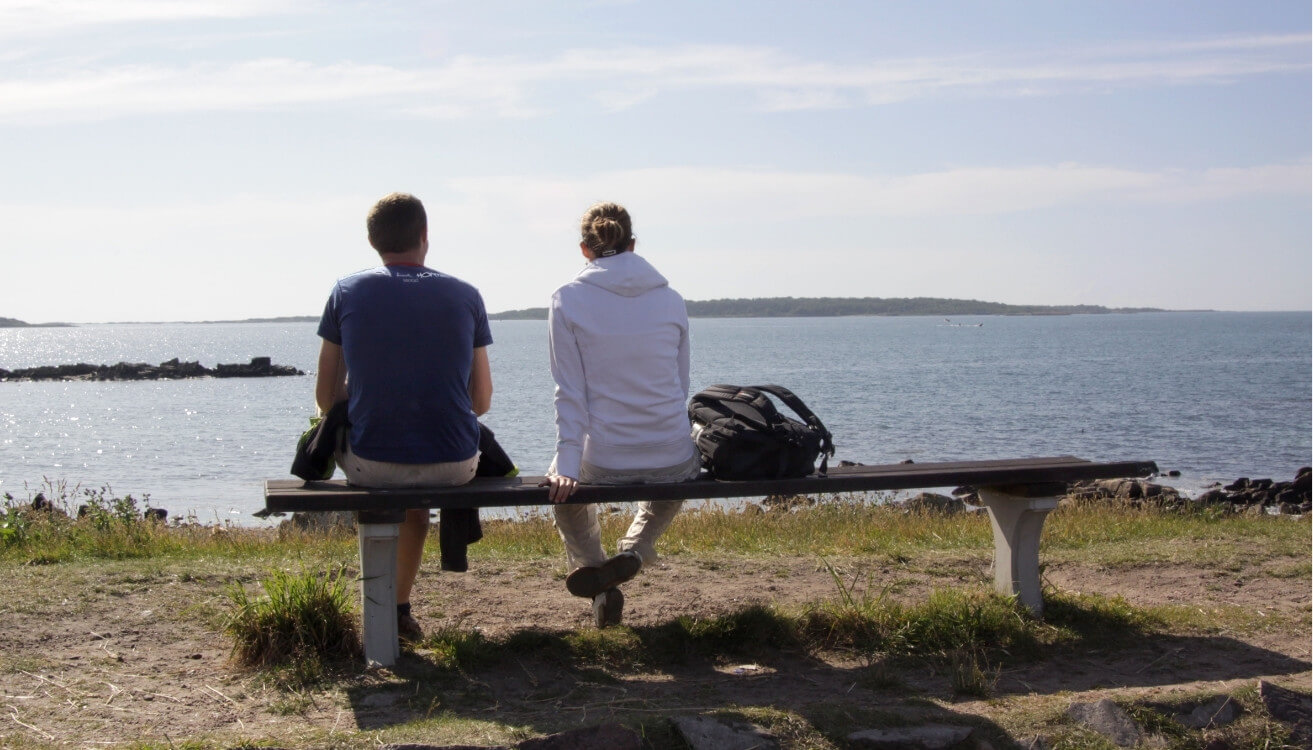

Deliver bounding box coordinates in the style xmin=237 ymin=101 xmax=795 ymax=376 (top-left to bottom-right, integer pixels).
xmin=5 ymin=469 xmax=1308 ymax=530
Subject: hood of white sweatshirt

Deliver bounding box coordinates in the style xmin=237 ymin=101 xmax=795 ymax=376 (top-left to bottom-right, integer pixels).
xmin=575 ymin=252 xmax=668 ymax=297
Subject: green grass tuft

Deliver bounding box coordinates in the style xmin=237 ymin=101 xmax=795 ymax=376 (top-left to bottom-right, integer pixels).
xmin=798 ymin=579 xmax=1039 ymax=659
xmin=224 ymin=566 xmax=361 ymax=672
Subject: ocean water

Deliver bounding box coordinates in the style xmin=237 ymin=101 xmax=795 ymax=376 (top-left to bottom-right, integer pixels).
xmin=0 ymin=312 xmax=1308 ymax=524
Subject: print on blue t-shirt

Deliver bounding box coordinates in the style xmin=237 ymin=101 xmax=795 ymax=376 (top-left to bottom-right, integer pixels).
xmin=318 ymin=266 xmax=492 ymax=464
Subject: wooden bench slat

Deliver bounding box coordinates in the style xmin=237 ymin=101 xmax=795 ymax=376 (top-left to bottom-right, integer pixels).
xmin=264 ymin=456 xmax=1158 ymax=513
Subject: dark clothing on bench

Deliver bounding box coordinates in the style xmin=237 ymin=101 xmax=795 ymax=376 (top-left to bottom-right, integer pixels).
xmin=291 ymin=409 xmax=517 ymax=571
xmin=291 ymin=401 xmax=350 ymax=482
xmin=442 ymin=423 xmax=517 ymax=571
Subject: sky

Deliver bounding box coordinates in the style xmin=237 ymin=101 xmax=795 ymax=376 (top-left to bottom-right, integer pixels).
xmin=1 ymin=0 xmax=1309 ymax=323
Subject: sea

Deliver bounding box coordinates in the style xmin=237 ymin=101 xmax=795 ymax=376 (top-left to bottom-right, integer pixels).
xmin=0 ymin=312 xmax=1308 ymax=525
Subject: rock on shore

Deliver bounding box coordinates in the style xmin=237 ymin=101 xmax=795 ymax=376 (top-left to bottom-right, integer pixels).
xmin=0 ymin=356 xmax=303 ymax=382
xmin=950 ymin=467 xmax=1311 ymax=516
xmin=1062 ymin=467 xmax=1312 ymax=515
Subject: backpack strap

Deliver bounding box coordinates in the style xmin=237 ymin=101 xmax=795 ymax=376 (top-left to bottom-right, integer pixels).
xmin=692 ymin=385 xmax=776 ymax=432
xmin=748 ymin=384 xmax=836 ymax=472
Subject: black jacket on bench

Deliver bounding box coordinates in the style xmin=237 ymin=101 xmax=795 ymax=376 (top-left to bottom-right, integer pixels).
xmin=290 ymin=404 xmax=518 ymax=572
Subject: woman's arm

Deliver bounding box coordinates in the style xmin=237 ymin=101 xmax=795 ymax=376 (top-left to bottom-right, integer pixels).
xmin=468 ymin=346 xmax=492 ymax=416
xmin=315 ymin=339 xmax=348 ymax=415
xmin=545 ymin=297 xmax=588 ymax=501
xmin=678 ymin=316 xmax=691 ymax=399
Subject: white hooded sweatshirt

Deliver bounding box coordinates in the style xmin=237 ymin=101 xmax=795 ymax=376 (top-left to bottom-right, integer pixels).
xmin=548 ymin=251 xmax=696 ymax=480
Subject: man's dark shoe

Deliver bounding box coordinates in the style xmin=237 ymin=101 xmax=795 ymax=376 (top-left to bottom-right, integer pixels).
xmin=565 ymin=551 xmax=641 ymax=599
xmin=593 ymin=588 xmax=624 ymax=628
xmin=398 ymin=613 xmax=423 ymax=643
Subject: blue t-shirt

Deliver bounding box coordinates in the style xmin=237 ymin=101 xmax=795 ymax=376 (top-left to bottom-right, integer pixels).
xmin=318 ymin=265 xmax=493 ymax=464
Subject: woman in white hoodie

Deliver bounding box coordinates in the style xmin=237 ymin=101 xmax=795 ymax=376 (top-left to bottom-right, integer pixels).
xmin=544 ymin=201 xmax=701 ymax=628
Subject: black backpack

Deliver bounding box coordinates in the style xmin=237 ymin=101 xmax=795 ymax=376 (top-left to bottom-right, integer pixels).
xmin=688 ymin=384 xmax=835 ymax=480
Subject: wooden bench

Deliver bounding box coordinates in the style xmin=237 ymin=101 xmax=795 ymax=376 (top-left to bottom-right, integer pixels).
xmin=265 ymin=455 xmax=1157 ymax=666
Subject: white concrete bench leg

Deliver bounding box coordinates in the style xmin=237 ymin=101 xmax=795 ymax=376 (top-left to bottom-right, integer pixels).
xmin=356 ymin=514 xmax=402 ymax=667
xmin=977 ymin=486 xmax=1060 ymax=616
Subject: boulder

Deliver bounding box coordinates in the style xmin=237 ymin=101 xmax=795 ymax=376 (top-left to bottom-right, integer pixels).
xmin=762 ymin=494 xmax=813 ymax=509
xmin=1259 ymin=680 xmax=1311 ymax=747
xmin=1184 ymin=469 xmax=1313 ymax=511
xmin=1292 ymin=467 xmax=1311 ymax=494
xmin=1067 ymin=479 xmax=1181 ymax=507
xmin=380 ymin=723 xmax=641 ymax=750
xmin=671 ymin=715 xmax=778 ymax=750
xmin=1181 ymin=695 xmax=1243 ymax=729
xmin=951 ymin=485 xmax=980 ymax=503
xmin=1066 ymin=699 xmax=1142 ymax=747
xmin=519 ymin=723 xmax=642 ymax=750
xmin=4 ymin=357 xmax=303 ymax=381
xmin=281 ymin=511 xmax=356 ymax=536
xmin=846 ymin=724 xmax=976 ymax=749
xmin=214 ymin=357 xmax=303 ymax=378
xmin=901 ymin=492 xmax=965 ymax=514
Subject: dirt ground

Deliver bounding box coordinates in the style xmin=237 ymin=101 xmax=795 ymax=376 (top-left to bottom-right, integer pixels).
xmin=0 ymin=549 xmax=1308 ymax=748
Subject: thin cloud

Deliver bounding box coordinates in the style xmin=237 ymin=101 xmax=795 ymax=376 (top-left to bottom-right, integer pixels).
xmin=5 ymin=162 xmax=1301 ymax=232
xmin=0 ymin=34 xmax=1306 ymax=122
xmin=0 ymin=0 xmax=301 ymax=34
xmin=441 ymin=161 xmax=1311 ymax=226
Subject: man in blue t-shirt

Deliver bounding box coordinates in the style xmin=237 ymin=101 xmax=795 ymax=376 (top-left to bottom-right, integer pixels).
xmin=315 ymin=192 xmax=493 ymax=641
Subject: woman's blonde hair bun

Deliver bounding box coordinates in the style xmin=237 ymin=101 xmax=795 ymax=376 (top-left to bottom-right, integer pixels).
xmin=580 ymin=202 xmax=633 ymax=257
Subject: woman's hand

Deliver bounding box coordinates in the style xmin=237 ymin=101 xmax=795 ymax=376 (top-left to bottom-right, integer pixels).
xmin=542 ymin=474 xmax=579 ymax=503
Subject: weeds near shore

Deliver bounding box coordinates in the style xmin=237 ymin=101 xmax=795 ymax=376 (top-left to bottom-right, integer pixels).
xmin=2 ymin=482 xmax=1306 ymax=570
xmin=480 ymin=496 xmax=1310 ymax=570
xmin=0 ymin=479 xmax=346 ymax=565
xmin=0 ymin=479 xmax=177 ymax=562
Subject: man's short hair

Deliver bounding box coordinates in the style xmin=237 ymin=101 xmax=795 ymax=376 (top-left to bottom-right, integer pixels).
xmin=367 ymin=193 xmax=427 ymax=255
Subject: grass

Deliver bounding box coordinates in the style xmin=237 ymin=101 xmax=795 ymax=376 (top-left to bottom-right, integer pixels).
xmin=487 ymin=495 xmax=1311 ymax=571
xmin=0 ymin=479 xmax=356 ymax=566
xmin=397 ymin=586 xmax=1175 ymax=681
xmin=4 ymin=483 xmax=1306 ymax=572
xmin=224 ymin=566 xmax=361 ymax=674
xmin=0 ymin=483 xmax=1307 ymax=749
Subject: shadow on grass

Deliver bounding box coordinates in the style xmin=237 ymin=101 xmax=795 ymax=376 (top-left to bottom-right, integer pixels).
xmin=338 ymin=595 xmax=1310 ymax=744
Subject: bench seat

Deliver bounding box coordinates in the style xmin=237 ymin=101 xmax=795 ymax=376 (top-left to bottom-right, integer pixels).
xmin=265 ymin=455 xmax=1157 ymax=666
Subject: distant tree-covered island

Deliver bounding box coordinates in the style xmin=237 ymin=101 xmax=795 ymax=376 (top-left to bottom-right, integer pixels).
xmin=194 ymin=316 xmax=321 ymax=324
xmin=490 ymin=296 xmax=1170 ymax=320
xmin=97 ymin=316 xmax=322 ymax=325
xmin=0 ymin=317 xmax=74 ymax=328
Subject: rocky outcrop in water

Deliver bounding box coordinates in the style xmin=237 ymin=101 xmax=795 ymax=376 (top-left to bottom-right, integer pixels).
xmin=1063 ymin=467 xmax=1311 ymax=515
xmin=0 ymin=357 xmax=303 ymax=381
xmin=951 ymin=467 xmax=1311 ymax=516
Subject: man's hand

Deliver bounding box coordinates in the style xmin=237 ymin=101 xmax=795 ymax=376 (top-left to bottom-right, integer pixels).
xmin=541 ymin=474 xmax=579 ymax=503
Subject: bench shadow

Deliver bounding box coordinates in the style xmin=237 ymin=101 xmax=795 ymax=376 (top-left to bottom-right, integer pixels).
xmin=339 ymin=617 xmax=1309 ymax=744
xmin=994 ymin=632 xmax=1310 ymax=697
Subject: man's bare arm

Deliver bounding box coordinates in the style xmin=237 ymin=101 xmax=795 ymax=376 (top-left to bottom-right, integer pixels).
xmin=315 ymin=340 xmax=348 ymax=414
xmin=468 ymin=346 xmax=492 ymax=416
